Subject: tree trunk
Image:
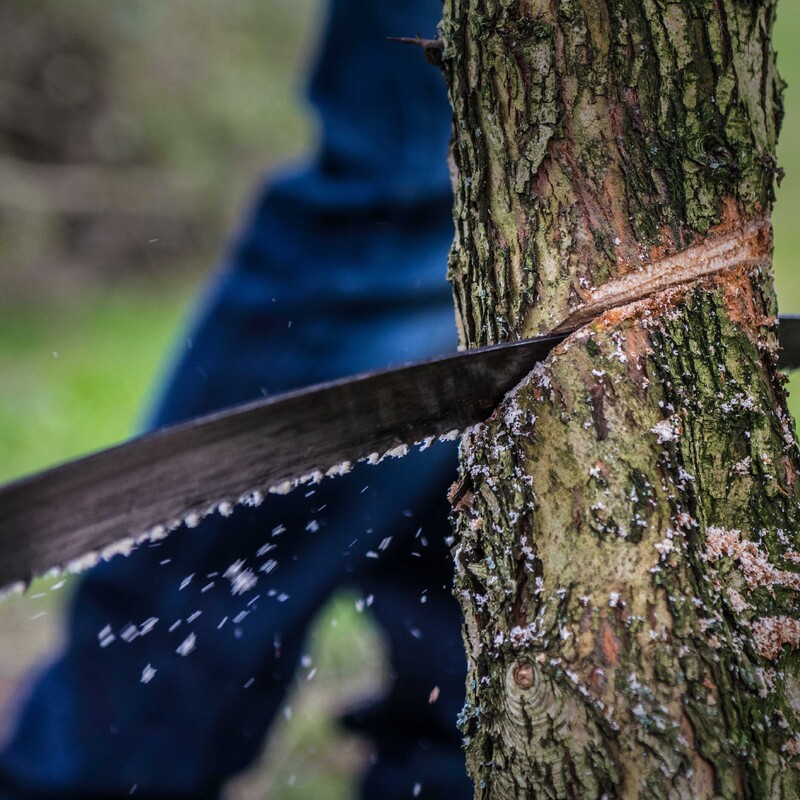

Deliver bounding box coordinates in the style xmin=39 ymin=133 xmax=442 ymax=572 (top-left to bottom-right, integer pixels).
xmin=440 ymin=1 xmax=800 ymax=797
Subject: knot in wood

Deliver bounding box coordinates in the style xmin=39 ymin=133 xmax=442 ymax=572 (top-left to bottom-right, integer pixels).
xmin=513 ymin=661 xmax=535 ymax=690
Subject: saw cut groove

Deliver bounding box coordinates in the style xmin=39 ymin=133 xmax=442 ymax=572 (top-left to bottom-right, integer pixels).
xmin=552 ymin=216 xmax=772 ymax=334
xmin=0 ymin=309 xmax=797 ymax=595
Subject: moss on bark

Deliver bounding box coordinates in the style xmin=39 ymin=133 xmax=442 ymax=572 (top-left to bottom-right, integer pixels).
xmin=443 ymin=0 xmax=783 ymax=345
xmin=441 ymin=1 xmax=800 ymax=797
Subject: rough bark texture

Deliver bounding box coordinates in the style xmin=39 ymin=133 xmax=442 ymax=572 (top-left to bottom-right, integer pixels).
xmin=441 ymin=1 xmax=800 ymax=797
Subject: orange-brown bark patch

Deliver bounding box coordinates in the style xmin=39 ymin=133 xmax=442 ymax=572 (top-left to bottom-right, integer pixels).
xmin=599 ymin=615 xmax=620 ymax=667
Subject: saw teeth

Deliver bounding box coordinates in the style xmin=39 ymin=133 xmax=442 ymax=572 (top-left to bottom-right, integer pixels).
xmin=239 ymin=489 xmax=265 ymax=507
xmin=67 ymin=550 xmax=100 ymax=574
xmin=184 ymin=512 xmax=202 ymax=529
xmin=100 ymin=539 xmax=136 ymax=561
xmin=326 ymin=461 xmax=353 ymax=478
xmin=0 ymin=581 xmax=26 ymax=601
xmin=217 ymin=501 xmax=234 ymax=517
xmin=148 ymin=525 xmax=167 ymax=541
xmin=2 ymin=428 xmax=467 ymax=597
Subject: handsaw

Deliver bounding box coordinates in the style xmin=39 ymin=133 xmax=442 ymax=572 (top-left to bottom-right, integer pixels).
xmin=1 ymin=317 xmax=799 ymax=594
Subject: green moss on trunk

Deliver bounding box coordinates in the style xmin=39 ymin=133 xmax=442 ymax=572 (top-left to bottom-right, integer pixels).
xmin=443 ymin=0 xmax=783 ymax=345
xmin=441 ymin=1 xmax=799 ymax=797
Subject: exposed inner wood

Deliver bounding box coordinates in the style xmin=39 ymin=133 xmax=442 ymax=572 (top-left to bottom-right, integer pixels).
xmin=552 ymin=216 xmax=772 ymax=334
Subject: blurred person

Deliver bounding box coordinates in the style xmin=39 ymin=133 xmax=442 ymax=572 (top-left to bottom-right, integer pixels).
xmin=0 ymin=1 xmax=472 ymax=799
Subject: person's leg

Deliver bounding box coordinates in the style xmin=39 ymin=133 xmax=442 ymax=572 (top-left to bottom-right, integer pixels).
xmin=0 ymin=0 xmax=467 ymax=797
xmin=346 ymin=498 xmax=472 ymax=800
xmin=0 ymin=444 xmax=459 ymax=799
xmin=147 ymin=0 xmax=455 ymax=422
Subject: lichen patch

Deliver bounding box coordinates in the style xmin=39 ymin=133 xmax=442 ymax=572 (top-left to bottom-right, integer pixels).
xmin=751 ymin=616 xmax=800 ymax=661
xmin=705 ymin=526 xmax=800 ymax=594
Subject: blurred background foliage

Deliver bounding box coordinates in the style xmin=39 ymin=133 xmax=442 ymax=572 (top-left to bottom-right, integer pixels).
xmin=0 ymin=2 xmax=389 ymax=799
xmin=0 ymin=2 xmax=799 ymax=799
xmin=0 ymin=0 xmax=323 ymax=483
xmin=0 ymin=0 xmax=316 ymax=297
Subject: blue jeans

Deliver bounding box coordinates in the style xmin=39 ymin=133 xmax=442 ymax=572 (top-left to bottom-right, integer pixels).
xmin=0 ymin=1 xmax=471 ymax=798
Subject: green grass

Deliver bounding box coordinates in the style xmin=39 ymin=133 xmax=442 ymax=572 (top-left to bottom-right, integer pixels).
xmin=774 ymin=5 xmax=800 ymax=309
xmin=0 ymin=281 xmax=194 ymax=482
xmin=227 ymin=593 xmax=387 ymax=800
xmin=772 ymin=12 xmax=800 ymax=420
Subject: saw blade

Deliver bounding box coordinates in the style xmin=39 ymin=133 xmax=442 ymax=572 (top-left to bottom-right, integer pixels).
xmin=1 ymin=317 xmax=798 ymax=595
xmin=0 ymin=333 xmax=567 ymax=593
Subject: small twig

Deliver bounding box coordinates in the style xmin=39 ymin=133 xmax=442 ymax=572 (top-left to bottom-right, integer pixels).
xmin=387 ymin=35 xmax=444 ymax=67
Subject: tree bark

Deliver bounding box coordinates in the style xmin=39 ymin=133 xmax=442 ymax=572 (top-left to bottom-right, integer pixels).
xmin=440 ymin=1 xmax=800 ymax=797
